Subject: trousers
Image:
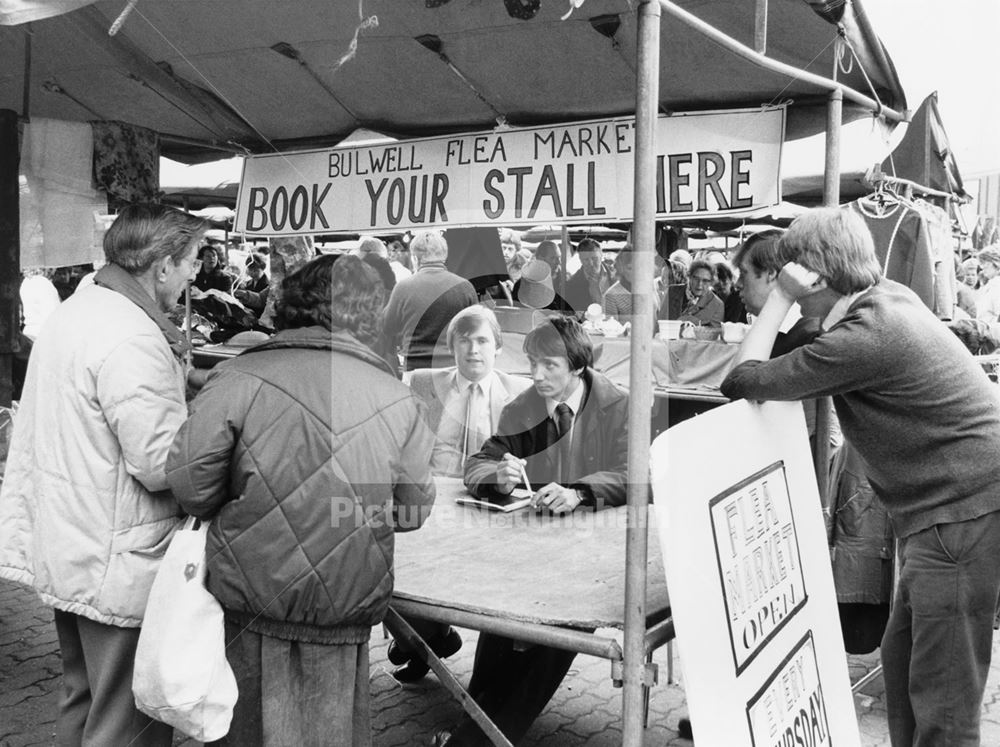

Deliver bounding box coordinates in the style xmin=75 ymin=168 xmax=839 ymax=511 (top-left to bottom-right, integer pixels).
xmin=54 ymin=609 xmax=173 ymax=747
xmin=448 ymin=631 xmax=584 ymax=746
xmin=208 ymin=619 xmax=371 ymax=747
xmin=881 ymin=510 xmax=1000 ymax=746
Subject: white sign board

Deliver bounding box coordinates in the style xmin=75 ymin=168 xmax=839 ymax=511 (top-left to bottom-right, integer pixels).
xmin=234 ymin=108 xmax=785 ymax=235
xmin=651 ymin=400 xmax=859 ymax=747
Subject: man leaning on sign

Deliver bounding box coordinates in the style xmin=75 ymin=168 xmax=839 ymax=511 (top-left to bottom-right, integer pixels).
xmin=721 ymin=207 xmax=1000 ymax=746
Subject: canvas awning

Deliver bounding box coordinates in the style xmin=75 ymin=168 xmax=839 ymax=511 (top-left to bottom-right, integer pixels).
xmin=1 ymin=0 xmax=906 ymax=163
xmin=881 ymin=91 xmax=968 ymax=200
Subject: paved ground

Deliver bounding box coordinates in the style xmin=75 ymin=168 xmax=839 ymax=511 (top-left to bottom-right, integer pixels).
xmin=4 ymin=576 xmax=1000 ymax=746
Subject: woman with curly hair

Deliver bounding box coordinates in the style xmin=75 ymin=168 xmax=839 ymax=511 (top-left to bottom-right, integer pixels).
xmin=166 ymin=254 xmax=437 ymax=745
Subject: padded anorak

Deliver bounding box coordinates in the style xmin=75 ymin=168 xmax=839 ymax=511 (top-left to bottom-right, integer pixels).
xmin=166 ymin=326 xmax=436 ymax=642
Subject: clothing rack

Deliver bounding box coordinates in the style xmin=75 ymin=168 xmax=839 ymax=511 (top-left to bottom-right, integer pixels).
xmin=864 ymin=163 xmax=966 ymax=203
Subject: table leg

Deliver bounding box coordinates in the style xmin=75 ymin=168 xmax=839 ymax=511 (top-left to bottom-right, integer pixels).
xmin=383 ymin=607 xmax=514 ymax=747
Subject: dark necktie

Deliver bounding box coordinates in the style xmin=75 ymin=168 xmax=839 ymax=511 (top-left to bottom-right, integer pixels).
xmin=554 ymin=402 xmax=573 ymax=480
xmin=555 ymin=402 xmax=573 ymax=439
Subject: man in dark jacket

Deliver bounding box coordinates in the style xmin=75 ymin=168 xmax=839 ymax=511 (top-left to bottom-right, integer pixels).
xmin=435 ymin=316 xmax=627 ymax=746
xmin=564 ymin=237 xmax=614 ymax=315
xmin=382 ymin=230 xmax=478 ymax=370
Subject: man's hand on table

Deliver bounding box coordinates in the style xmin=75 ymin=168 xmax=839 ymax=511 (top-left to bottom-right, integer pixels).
xmin=531 ymin=483 xmax=583 ymax=514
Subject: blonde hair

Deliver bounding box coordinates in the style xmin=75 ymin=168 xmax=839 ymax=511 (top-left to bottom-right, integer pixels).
xmin=778 ymin=208 xmax=881 ymax=295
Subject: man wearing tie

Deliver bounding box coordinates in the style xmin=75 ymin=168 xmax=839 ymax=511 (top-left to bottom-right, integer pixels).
xmin=390 ymin=305 xmax=531 ymax=683
xmin=434 ymin=316 xmax=628 ymax=746
xmin=409 ymin=305 xmax=532 ymax=477
xmin=464 ymin=315 xmax=628 ymax=511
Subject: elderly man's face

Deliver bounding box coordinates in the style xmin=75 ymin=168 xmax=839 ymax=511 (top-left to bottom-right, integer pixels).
xmin=453 ymin=320 xmax=499 ymax=383
xmin=687 ymin=267 xmax=714 ymax=300
xmin=156 ymin=243 xmax=200 ymax=313
xmin=580 ymin=250 xmax=604 ymax=279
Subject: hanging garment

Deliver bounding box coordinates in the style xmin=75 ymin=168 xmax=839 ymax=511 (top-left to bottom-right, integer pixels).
xmin=913 ymin=199 xmax=958 ymax=319
xmin=91 ymin=121 xmax=160 ymax=204
xmin=20 ymin=118 xmax=107 ymax=268
xmin=849 ymin=198 xmax=935 ymax=311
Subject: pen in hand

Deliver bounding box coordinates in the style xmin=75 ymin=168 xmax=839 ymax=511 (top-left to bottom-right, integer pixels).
xmin=519 ymin=464 xmax=532 ymax=494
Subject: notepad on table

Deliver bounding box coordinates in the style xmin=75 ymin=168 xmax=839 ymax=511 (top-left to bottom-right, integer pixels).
xmin=455 ymin=488 xmax=533 ymax=512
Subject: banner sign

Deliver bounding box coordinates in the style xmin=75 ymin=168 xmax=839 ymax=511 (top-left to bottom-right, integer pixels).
xmin=234 ymin=108 xmax=785 ymax=235
xmin=650 ymin=400 xmax=859 ymax=747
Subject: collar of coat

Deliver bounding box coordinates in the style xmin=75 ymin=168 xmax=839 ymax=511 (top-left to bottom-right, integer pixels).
xmin=509 ymin=367 xmax=625 ymax=428
xmin=239 ymin=326 xmax=394 ymax=376
xmin=93 ymin=263 xmax=191 ymax=361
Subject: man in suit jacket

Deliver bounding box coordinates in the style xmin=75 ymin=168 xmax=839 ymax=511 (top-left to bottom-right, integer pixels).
xmin=409 ymin=305 xmax=532 ymax=477
xmin=390 ymin=305 xmax=531 ymax=684
xmin=435 ymin=317 xmax=628 ymax=746
xmin=382 ymin=230 xmax=478 ymax=371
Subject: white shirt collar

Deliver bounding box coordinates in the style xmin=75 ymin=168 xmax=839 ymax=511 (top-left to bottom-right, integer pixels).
xmin=545 ymin=376 xmax=586 ymax=419
xmin=821 ymin=291 xmax=864 ymax=332
xmin=778 ymin=305 xmax=802 ymax=334
xmin=452 ymin=369 xmax=494 ymax=399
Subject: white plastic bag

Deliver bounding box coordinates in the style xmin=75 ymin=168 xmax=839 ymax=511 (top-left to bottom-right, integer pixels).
xmin=133 ymin=516 xmax=237 ymax=741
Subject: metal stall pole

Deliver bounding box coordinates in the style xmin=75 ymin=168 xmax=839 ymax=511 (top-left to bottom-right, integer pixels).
xmin=621 ymin=2 xmax=660 ymax=745
xmin=560 ymin=224 xmax=570 ymax=301
xmin=812 ymin=88 xmax=842 ymax=504
xmin=823 ymin=90 xmax=842 ymax=204
xmin=0 ymin=110 xmax=20 ymax=408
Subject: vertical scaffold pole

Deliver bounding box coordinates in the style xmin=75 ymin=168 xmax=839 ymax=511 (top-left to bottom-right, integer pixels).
xmin=813 ymin=88 xmax=842 ymax=503
xmin=0 ymin=110 xmax=20 ymax=408
xmin=622 ymin=3 xmax=661 ymax=745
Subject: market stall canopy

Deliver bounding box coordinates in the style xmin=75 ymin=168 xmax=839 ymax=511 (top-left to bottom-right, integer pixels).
xmin=1 ymin=0 xmax=906 ymax=163
xmin=520 ymin=225 xmax=627 ymax=243
xmin=880 ymin=92 xmax=968 ymax=200
xmin=160 ymin=180 xmax=238 ymax=210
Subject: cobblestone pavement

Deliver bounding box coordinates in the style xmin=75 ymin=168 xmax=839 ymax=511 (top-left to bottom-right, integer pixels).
xmin=4 ymin=577 xmax=1000 ymax=746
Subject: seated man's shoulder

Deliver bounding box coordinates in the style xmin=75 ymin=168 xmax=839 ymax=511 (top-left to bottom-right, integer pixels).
xmin=503 ymin=379 xmax=539 ymax=409
xmin=496 ymin=371 xmax=533 ymax=397
xmin=408 ymin=366 xmax=452 ymax=394
xmin=588 ymin=369 xmax=629 ymax=404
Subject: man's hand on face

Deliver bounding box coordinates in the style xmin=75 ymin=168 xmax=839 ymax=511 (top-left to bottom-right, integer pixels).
xmin=530 ymin=482 xmax=582 ymax=514
xmin=776 ymin=262 xmax=823 ymax=302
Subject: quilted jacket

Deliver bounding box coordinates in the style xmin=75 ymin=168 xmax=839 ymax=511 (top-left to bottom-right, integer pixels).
xmin=0 ymin=285 xmax=188 ymax=627
xmin=166 ymin=326 xmax=436 ymax=643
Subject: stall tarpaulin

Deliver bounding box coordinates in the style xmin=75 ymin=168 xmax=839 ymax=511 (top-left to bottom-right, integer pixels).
xmin=0 ymin=0 xmax=904 ymax=165
xmin=234 ymin=108 xmax=785 ymax=235
xmin=881 ymin=92 xmax=968 ymax=200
